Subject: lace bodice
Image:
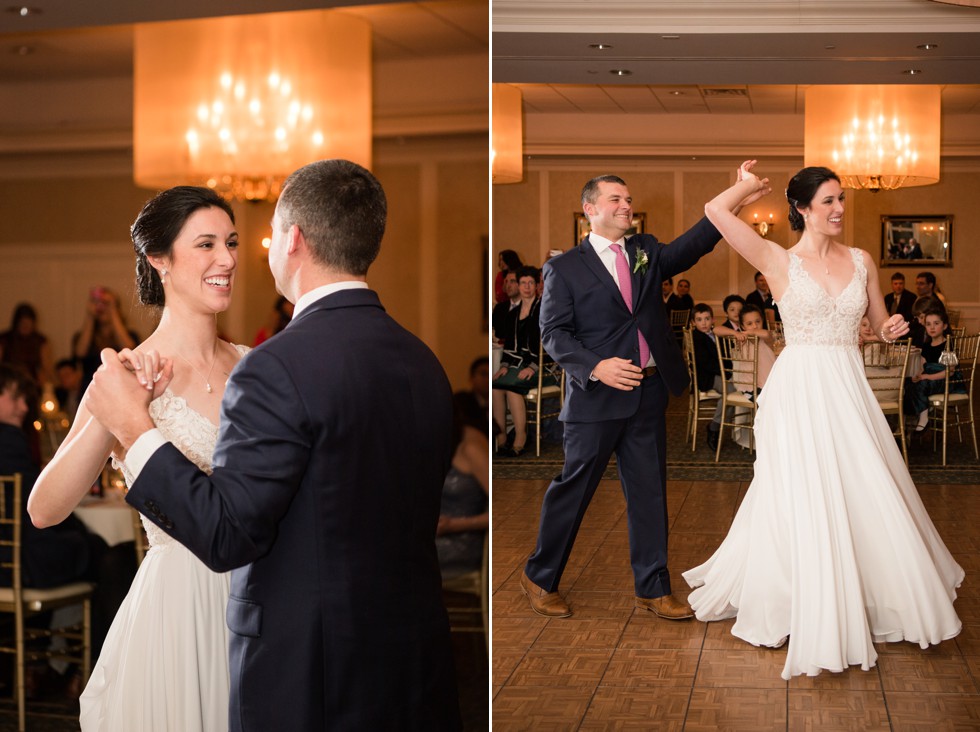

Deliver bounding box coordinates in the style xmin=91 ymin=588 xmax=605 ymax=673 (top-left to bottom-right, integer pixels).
xmin=777 ymin=248 xmax=867 ymax=348
xmin=114 ymin=343 xmax=248 ymax=548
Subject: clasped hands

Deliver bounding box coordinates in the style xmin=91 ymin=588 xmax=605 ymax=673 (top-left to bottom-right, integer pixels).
xmin=84 ymin=348 xmax=175 ymax=449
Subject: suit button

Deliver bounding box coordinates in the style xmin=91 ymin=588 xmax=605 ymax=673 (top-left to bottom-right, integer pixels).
xmin=145 ymin=500 xmax=158 ymax=511
xmin=163 ymin=519 xmax=174 ymax=530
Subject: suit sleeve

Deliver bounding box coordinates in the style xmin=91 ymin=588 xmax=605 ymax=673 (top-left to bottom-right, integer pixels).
xmin=539 ymin=260 xmax=602 ymax=388
xmin=126 ymin=349 xmax=310 ymax=572
xmin=654 ymin=218 xmax=722 ymax=280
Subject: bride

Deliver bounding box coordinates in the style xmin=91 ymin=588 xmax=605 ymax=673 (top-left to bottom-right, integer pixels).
xmin=28 ymin=186 xmax=246 ymax=730
xmin=683 ymin=161 xmax=963 ymax=680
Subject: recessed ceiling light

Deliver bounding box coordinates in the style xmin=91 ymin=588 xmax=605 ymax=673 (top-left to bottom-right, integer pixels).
xmin=824 ymin=44 xmax=837 ymax=50
xmin=917 ymin=43 xmax=939 ymax=50
xmin=5 ymin=6 xmax=42 ymax=16
xmin=661 ymin=35 xmax=680 ymax=40
xmin=903 ymin=69 xmax=924 ymax=75
xmin=12 ymin=44 xmax=33 ymax=55
xmin=609 ymin=69 xmax=632 ymax=76
xmin=670 ymin=91 xmax=684 ymax=96
xmin=589 ymin=43 xmax=613 ymax=50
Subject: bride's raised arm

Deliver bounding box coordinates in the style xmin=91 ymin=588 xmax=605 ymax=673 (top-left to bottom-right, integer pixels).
xmin=27 ymin=348 xmax=171 ymax=528
xmin=705 ymin=160 xmax=789 ymax=285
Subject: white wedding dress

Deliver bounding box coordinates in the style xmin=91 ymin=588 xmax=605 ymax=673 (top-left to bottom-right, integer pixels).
xmin=79 ymin=356 xmax=247 ymax=730
xmin=683 ymin=249 xmax=964 ymax=680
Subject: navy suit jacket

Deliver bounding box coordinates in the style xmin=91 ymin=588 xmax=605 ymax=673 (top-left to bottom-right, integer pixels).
xmin=127 ymin=288 xmax=460 ymax=731
xmin=541 ymin=218 xmax=721 ymax=422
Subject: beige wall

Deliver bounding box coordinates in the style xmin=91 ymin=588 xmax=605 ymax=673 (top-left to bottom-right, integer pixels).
xmin=0 ymin=133 xmax=488 ymax=392
xmin=493 ymin=161 xmax=980 ymax=330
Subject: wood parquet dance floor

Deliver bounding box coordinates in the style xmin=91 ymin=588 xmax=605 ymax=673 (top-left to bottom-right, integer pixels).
xmin=492 ymin=477 xmax=980 ymax=731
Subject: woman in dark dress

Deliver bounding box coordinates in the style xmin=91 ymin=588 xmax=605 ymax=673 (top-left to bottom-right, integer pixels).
xmin=491 ymin=266 xmax=554 ymax=457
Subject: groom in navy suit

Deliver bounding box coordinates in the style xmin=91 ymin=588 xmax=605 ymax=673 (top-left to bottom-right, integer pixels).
xmin=522 ymin=173 xmax=760 ymax=620
xmin=87 ymin=160 xmax=460 ymax=730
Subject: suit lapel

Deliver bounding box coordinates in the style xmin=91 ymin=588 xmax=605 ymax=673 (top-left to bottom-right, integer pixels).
xmin=578 ymin=238 xmax=629 ymax=311
xmin=626 ymin=236 xmax=643 ymax=309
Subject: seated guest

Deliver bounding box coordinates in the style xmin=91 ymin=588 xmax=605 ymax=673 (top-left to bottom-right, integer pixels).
xmin=2 ymin=364 xmax=136 ymax=689
xmin=910 ymin=295 xmax=946 ymax=347
xmin=454 ymin=357 xmax=489 ymax=436
xmin=492 ymin=266 xmax=553 ymax=457
xmin=494 ymin=249 xmax=523 ymax=304
xmin=436 ymin=410 xmax=489 ymax=580
xmin=713 ymin=294 xmax=745 ymax=336
xmin=491 ymin=270 xmax=519 ymax=347
xmin=884 ymin=272 xmax=916 ymax=321
xmin=732 ymin=304 xmax=776 ymax=395
xmin=915 ymin=271 xmax=947 ymax=305
xmin=745 ymin=271 xmax=780 ymax=327
xmin=905 ymin=307 xmax=963 ymax=433
xmin=54 ymin=358 xmax=83 ymax=423
xmin=690 ymin=304 xmax=733 ymax=450
xmin=672 ymin=278 xmax=695 ymax=311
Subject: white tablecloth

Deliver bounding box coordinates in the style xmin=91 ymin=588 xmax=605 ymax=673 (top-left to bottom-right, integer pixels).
xmin=74 ymin=492 xmax=136 ymax=547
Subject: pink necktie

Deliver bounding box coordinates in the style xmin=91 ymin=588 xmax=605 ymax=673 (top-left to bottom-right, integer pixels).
xmin=612 ymin=244 xmax=651 ymax=368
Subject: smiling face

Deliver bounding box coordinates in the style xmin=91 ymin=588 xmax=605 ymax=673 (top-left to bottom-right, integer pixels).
xmin=156 ymin=206 xmax=238 ymax=314
xmin=800 ymin=179 xmax=845 ymax=236
xmin=584 ymin=181 xmax=633 ymax=240
xmin=754 ymin=274 xmax=769 ymax=295
xmin=915 ymin=276 xmax=933 ymax=296
xmin=693 ymin=311 xmax=713 ymax=334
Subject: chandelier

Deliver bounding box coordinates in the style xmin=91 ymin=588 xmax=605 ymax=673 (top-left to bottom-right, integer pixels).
xmin=134 ymin=10 xmax=372 ymax=202
xmin=492 ymin=84 xmax=524 ymax=184
xmin=804 ymin=86 xmax=940 ymax=192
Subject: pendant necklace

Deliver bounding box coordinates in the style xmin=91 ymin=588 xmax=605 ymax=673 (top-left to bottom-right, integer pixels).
xmin=178 ymin=341 xmax=219 ymax=393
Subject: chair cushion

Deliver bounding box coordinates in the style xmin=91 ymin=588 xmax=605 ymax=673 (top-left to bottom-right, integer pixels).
xmin=0 ymin=582 xmax=94 ymax=611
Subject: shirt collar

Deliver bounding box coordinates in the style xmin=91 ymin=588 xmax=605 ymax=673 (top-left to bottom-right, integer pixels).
xmin=292 ymin=281 xmax=369 ymax=319
xmin=588 ymin=231 xmax=627 ymax=255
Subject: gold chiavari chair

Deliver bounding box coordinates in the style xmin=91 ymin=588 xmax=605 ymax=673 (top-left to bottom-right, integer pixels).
xmin=670 ymin=309 xmax=691 ymax=344
xmin=0 ymin=474 xmax=94 ymax=732
xmin=442 ymin=533 xmax=488 ymax=648
xmin=928 ymin=333 xmax=980 ymax=466
xmin=522 ymin=345 xmax=565 ymax=457
xmin=863 ymin=339 xmax=912 ymax=465
xmin=714 ymin=334 xmax=760 ymax=462
xmin=682 ymin=328 xmax=721 ymax=451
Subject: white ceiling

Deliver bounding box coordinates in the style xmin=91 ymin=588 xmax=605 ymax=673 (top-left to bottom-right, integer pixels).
xmin=493 ymin=1 xmax=980 ymax=160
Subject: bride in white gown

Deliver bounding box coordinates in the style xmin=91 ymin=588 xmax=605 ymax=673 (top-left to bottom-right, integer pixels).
xmin=28 ymin=186 xmax=247 ymax=730
xmin=683 ymin=162 xmax=963 ymax=681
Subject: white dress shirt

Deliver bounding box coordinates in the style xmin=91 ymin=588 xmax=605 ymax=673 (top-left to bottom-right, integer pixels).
xmin=587 ymin=232 xmax=655 ymax=370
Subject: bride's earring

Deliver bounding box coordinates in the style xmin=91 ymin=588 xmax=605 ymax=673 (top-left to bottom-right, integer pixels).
xmin=160 ymin=268 xmax=168 ymax=285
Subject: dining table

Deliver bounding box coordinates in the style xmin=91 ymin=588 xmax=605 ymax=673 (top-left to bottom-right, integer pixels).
xmin=73 ymin=488 xmax=137 ymax=547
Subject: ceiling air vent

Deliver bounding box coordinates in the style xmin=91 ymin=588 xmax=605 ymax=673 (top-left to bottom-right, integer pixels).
xmin=701 ymin=87 xmax=748 ymax=97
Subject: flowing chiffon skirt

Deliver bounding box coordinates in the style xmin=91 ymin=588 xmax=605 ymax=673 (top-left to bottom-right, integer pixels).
xmin=683 ymin=344 xmax=963 ymax=680
xmin=79 ymin=536 xmax=230 ymax=731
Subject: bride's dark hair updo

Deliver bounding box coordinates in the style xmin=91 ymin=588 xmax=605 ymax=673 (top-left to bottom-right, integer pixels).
xmin=131 ymin=186 xmax=235 ymax=306
xmin=785 ymin=167 xmax=840 ymax=232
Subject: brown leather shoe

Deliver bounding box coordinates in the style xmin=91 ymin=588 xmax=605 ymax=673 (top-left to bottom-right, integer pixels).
xmin=520 ymin=570 xmax=572 ymax=618
xmin=635 ymin=594 xmax=694 ymax=620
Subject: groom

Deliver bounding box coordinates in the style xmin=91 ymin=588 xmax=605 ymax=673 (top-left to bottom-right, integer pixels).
xmin=86 ymin=160 xmax=461 ymax=730
xmin=522 ymin=174 xmax=759 ymax=620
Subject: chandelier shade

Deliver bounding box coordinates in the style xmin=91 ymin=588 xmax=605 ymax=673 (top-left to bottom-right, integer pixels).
xmin=134 ymin=10 xmax=372 ymax=201
xmin=492 ymin=83 xmax=523 ymax=184
xmin=804 ymin=85 xmax=941 ymax=192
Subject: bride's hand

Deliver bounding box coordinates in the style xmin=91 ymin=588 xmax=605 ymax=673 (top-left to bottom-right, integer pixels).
xmin=881 ymin=314 xmax=910 ymax=340
xmin=736 ymin=160 xmax=772 ymax=206
xmin=116 ymin=349 xmax=173 ymax=399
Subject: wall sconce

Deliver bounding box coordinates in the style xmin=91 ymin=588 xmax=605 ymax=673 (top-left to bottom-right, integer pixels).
xmin=753 ymin=213 xmax=775 ymax=238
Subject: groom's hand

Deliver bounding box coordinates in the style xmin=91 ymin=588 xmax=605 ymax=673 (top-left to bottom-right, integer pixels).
xmin=86 ymin=348 xmax=159 ymax=450
xmin=593 ymin=357 xmax=643 ymax=391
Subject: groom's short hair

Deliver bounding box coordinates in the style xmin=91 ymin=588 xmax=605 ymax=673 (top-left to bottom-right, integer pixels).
xmin=581 ymin=175 xmax=627 ymax=207
xmin=277 ymin=159 xmax=387 ymax=276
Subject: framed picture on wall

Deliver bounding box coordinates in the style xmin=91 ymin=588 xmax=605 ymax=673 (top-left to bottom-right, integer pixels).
xmin=574 ymin=212 xmax=646 ymax=247
xmin=880 ymin=215 xmax=952 ymax=266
